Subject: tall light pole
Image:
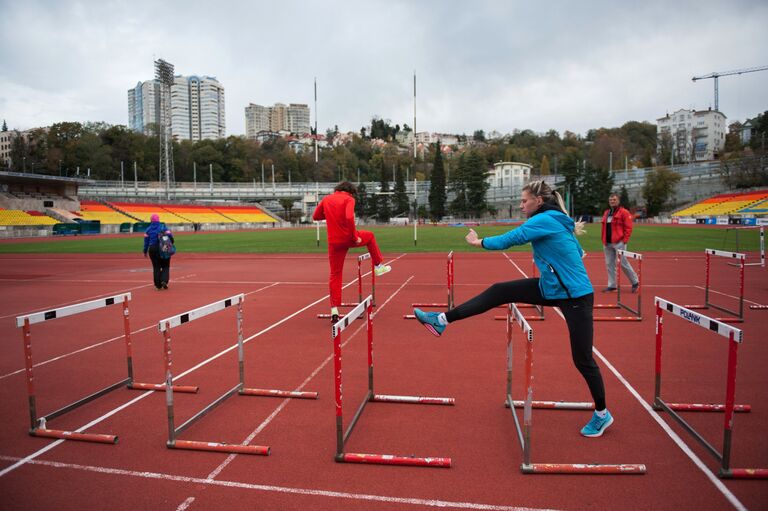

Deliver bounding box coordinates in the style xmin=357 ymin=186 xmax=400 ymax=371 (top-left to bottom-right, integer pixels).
xmin=314 ymin=77 xmax=318 ymax=164
xmin=413 ymin=71 xmax=417 ymax=159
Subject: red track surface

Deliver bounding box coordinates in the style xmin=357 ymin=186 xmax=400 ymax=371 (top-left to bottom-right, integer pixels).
xmin=0 ymin=249 xmax=766 ymax=510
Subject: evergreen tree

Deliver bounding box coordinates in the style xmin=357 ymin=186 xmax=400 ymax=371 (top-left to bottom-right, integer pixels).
xmin=465 ymin=150 xmax=490 ymax=217
xmin=393 ymin=165 xmax=409 ymax=216
xmin=449 ymin=153 xmax=469 ymax=217
xmin=428 ymin=142 xmax=446 ymax=220
xmin=1 ymin=120 xmax=7 ymax=132
xmin=377 ymin=171 xmax=391 ymax=223
xmin=619 ymin=185 xmax=632 ymax=209
xmin=577 ymin=164 xmax=614 ymax=215
xmin=356 ymin=182 xmax=369 ymax=218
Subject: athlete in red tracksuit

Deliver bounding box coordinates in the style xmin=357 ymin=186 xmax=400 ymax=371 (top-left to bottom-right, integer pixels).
xmin=312 ymin=181 xmax=390 ymax=321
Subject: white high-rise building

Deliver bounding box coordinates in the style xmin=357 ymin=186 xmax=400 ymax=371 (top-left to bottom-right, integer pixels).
xmin=128 ymin=80 xmax=160 ymax=136
xmin=128 ymin=75 xmax=225 ymax=141
xmin=245 ymin=102 xmax=310 ymax=138
xmin=657 ymin=108 xmax=726 ymax=162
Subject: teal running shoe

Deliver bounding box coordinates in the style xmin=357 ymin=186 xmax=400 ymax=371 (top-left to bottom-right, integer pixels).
xmin=580 ymin=410 xmax=614 ymax=437
xmin=413 ymin=308 xmax=445 ymax=337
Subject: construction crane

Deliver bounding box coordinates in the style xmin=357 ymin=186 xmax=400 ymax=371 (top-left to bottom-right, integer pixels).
xmin=692 ymin=65 xmax=768 ymax=111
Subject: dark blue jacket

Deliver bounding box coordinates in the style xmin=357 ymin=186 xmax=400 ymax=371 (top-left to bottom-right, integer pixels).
xmin=143 ymin=222 xmax=173 ymax=254
xmin=481 ymin=206 xmax=592 ymax=299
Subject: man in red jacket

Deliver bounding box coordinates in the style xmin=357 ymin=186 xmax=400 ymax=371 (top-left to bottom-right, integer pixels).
xmin=600 ymin=193 xmax=638 ymax=293
xmin=313 ymin=181 xmax=391 ymax=322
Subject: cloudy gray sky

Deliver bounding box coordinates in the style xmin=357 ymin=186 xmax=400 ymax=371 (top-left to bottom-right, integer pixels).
xmin=1 ymin=0 xmax=767 ymax=137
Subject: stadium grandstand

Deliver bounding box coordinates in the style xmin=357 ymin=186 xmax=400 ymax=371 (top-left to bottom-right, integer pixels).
xmin=673 ymin=189 xmax=768 ymax=218
xmin=0 ymin=171 xmax=283 ymax=238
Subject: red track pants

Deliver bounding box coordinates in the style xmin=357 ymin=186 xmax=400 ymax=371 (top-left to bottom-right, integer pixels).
xmin=327 ymin=230 xmax=383 ymax=307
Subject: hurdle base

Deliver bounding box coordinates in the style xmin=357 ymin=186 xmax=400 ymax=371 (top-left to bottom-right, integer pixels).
xmin=337 ymin=452 xmax=451 ymax=468
xmin=318 ymin=313 xmax=362 ymax=320
xmin=594 ymin=304 xmax=621 ymax=309
xmin=31 ymin=428 xmax=117 ymax=444
xmin=663 ymin=402 xmax=751 ymax=413
xmin=713 ymin=317 xmax=744 ymax=324
xmin=508 ymin=400 xmax=594 ymax=410
xmin=521 ymin=463 xmax=646 ymax=475
xmin=749 ymin=305 xmax=768 ymax=310
xmin=168 ymin=439 xmax=270 ymax=455
xmin=129 ymin=382 xmax=199 ymax=393
xmin=373 ymin=394 xmax=455 ymax=405
xmin=593 ymin=316 xmax=642 ymax=322
xmin=411 ymin=303 xmax=448 ymax=307
xmin=240 ymin=388 xmax=318 ymax=399
xmin=720 ymin=468 xmax=768 ymax=479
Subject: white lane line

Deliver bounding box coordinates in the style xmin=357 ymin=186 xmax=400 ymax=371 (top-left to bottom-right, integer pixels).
xmin=503 ymin=252 xmax=747 ymax=511
xmin=693 ymin=285 xmax=763 ymax=307
xmin=0 ymin=282 xmax=279 ymax=382
xmin=175 ymin=496 xmax=195 ymax=511
xmin=0 ymin=455 xmax=560 ymax=511
xmin=205 ymin=273 xmax=413 ymax=480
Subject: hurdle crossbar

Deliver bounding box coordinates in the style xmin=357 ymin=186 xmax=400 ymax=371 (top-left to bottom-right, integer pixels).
xmin=160 ymin=293 xmax=317 ymax=456
xmin=594 ymin=249 xmax=643 ymax=322
xmin=319 ymin=253 xmax=376 ymax=319
xmin=494 ymin=258 xmax=545 ymax=321
xmin=505 ymin=303 xmax=646 ymax=475
xmin=653 ymin=297 xmax=765 ymax=479
xmin=407 ymin=251 xmax=454 ymax=318
xmin=333 ymin=295 xmax=453 ymax=468
xmin=683 ymin=249 xmax=745 ymax=323
xmin=15 ymin=292 xmax=196 ymax=445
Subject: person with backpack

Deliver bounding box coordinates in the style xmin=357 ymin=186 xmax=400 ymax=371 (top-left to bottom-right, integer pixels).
xmin=143 ymin=213 xmax=175 ymax=290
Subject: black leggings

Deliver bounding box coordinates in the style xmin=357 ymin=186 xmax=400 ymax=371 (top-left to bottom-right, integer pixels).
xmin=148 ymin=245 xmax=171 ymax=289
xmin=445 ymin=278 xmax=605 ymax=410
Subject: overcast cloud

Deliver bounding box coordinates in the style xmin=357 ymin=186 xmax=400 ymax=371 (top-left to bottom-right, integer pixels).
xmin=1 ymin=0 xmax=766 ymax=137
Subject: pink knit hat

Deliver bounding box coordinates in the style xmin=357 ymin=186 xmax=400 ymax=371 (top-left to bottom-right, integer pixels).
xmin=151 ymin=214 xmax=160 ymax=222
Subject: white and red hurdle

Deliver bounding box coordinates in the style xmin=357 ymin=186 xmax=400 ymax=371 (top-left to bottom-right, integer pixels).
xmin=594 ymin=248 xmax=643 ymax=321
xmin=683 ymin=249 xmax=745 ymax=323
xmin=160 ymin=293 xmax=318 ymax=455
xmin=15 ymin=292 xmax=198 ymax=445
xmin=504 ymin=303 xmax=646 ymax=475
xmin=318 ymin=253 xmax=376 ymax=319
xmin=333 ymin=295 xmax=454 ymax=467
xmin=653 ymin=297 xmax=767 ymax=478
xmin=404 ymin=251 xmax=455 ymax=319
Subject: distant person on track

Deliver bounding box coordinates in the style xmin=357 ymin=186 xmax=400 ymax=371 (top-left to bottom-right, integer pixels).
xmin=313 ymin=181 xmax=391 ymax=324
xmin=143 ymin=213 xmax=174 ymax=290
xmin=413 ymin=180 xmax=613 ymax=437
xmin=601 ymin=193 xmax=638 ymax=293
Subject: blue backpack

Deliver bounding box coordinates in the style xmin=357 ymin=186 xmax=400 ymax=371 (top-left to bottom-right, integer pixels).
xmin=158 ymin=228 xmax=176 ymax=259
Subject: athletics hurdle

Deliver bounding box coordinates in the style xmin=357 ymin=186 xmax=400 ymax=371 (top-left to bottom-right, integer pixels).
xmin=318 ymin=253 xmax=376 ymax=319
xmin=160 ymin=293 xmax=317 ymax=455
xmin=594 ymin=248 xmax=643 ymax=322
xmin=653 ymin=297 xmax=766 ymax=479
xmin=504 ymin=303 xmax=646 ymax=475
xmin=494 ymin=257 xmax=545 ymax=321
xmin=15 ymin=293 xmax=197 ymax=444
xmin=683 ymin=249 xmax=745 ymax=323
xmin=333 ymin=295 xmax=453 ymax=467
xmin=725 ymin=226 xmax=764 ymax=268
xmin=404 ymin=251 xmax=455 ymax=319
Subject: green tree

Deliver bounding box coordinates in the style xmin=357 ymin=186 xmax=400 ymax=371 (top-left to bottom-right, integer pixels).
xmin=473 ymin=129 xmax=486 ymax=142
xmin=428 ymin=142 xmax=447 ymax=220
xmin=642 ymin=167 xmax=681 ymax=217
xmin=540 ymin=155 xmax=550 ymax=176
xmin=278 ymin=197 xmax=296 ymax=223
xmin=377 ymin=171 xmax=391 ymax=223
xmin=393 ymin=165 xmax=409 ymax=216
xmin=577 ymin=164 xmax=614 ymax=215
xmin=356 ymin=182 xmax=369 ymax=218
xmin=465 ymin=150 xmax=490 ymax=217
xmin=448 ymin=153 xmax=469 ymax=217
xmin=619 ymin=185 xmax=632 ymax=209
xmin=2 ymin=120 xmax=7 ymax=131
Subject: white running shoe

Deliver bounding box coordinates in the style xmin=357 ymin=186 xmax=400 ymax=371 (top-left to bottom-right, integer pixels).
xmin=374 ymin=264 xmax=391 ymax=277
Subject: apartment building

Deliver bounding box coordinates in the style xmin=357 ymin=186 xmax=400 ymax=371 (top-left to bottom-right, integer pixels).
xmin=245 ymin=103 xmax=310 ymax=138
xmin=128 ymin=75 xmax=226 ymax=141
xmin=657 ymin=108 xmax=726 ymax=162
xmin=487 ymin=161 xmax=532 ymax=190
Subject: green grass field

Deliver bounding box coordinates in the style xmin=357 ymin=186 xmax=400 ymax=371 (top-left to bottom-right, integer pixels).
xmin=0 ymin=224 xmax=763 ymax=255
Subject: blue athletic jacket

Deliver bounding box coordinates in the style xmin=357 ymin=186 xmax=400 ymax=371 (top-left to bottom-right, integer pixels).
xmin=481 ymin=206 xmax=593 ymax=300
xmin=143 ymin=222 xmax=172 ymax=254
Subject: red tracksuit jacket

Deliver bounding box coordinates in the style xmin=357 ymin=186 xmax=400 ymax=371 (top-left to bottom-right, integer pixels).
xmin=312 ymin=191 xmax=357 ymax=245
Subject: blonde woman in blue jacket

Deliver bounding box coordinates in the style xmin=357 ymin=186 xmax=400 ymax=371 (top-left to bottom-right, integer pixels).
xmin=414 ymin=180 xmax=612 ymax=437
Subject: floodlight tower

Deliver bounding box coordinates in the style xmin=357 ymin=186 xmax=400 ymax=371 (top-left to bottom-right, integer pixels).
xmin=692 ymin=65 xmax=768 ymax=111
xmin=155 ymin=59 xmax=175 ymax=199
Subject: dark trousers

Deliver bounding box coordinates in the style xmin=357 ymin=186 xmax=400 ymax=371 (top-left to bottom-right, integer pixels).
xmin=445 ymin=278 xmax=605 ymax=410
xmin=148 ymin=245 xmax=171 ymax=289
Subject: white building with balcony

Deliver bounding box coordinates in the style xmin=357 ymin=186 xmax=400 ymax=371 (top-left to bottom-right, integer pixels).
xmin=487 ymin=161 xmax=532 ymax=191
xmin=657 ymin=108 xmax=726 ymax=162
